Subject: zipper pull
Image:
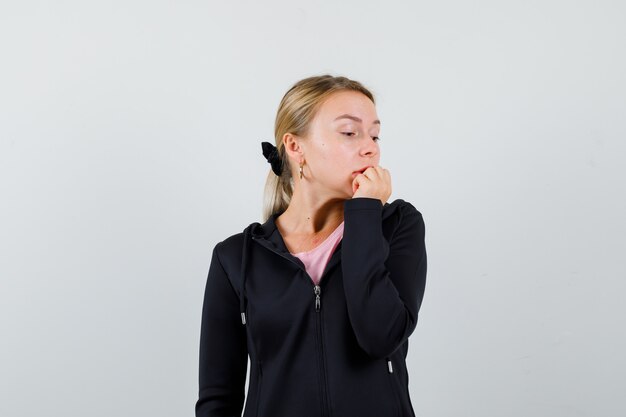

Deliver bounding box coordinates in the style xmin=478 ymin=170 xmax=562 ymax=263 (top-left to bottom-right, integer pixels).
xmin=314 ymin=285 xmax=321 ymax=312
xmin=387 ymin=359 xmax=393 ymax=373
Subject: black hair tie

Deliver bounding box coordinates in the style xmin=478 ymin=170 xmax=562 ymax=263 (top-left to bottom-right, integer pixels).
xmin=261 ymin=141 xmax=283 ymax=176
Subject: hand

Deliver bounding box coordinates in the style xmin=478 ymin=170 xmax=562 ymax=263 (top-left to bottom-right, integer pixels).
xmin=351 ymin=165 xmax=392 ymax=205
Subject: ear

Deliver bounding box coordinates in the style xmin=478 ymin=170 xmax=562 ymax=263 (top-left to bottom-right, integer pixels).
xmin=282 ymin=133 xmax=304 ymax=159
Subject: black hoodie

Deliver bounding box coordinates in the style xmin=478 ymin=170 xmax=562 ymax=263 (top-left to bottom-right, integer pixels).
xmin=196 ymin=197 xmax=427 ymax=417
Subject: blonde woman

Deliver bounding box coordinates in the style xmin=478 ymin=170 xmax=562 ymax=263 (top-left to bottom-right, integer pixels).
xmin=196 ymin=74 xmax=427 ymax=417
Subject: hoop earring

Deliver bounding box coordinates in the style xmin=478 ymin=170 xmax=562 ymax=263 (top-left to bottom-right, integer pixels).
xmin=299 ymin=161 xmax=304 ymax=179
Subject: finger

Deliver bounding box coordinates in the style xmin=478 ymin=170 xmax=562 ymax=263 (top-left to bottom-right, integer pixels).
xmin=352 ymin=175 xmax=365 ymax=193
xmin=364 ymin=166 xmax=380 ymax=179
xmin=355 ymin=172 xmax=371 ymax=184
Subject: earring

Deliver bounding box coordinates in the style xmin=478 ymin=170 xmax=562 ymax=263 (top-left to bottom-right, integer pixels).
xmin=299 ymin=160 xmax=304 ymax=179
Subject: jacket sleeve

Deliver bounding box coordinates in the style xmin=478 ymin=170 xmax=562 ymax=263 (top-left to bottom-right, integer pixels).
xmin=341 ymin=197 xmax=427 ymax=359
xmin=195 ymin=243 xmax=248 ymax=417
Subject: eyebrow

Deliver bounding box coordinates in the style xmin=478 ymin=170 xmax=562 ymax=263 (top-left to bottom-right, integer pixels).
xmin=334 ymin=114 xmax=381 ymax=125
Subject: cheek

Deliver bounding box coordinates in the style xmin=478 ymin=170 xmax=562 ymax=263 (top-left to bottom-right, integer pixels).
xmin=315 ymin=143 xmax=353 ymax=181
xmin=322 ymin=161 xmax=351 ymax=184
xmin=318 ymin=147 xmax=340 ymax=168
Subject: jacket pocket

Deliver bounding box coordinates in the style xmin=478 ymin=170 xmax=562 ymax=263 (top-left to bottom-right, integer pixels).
xmin=385 ymin=356 xmax=402 ymax=417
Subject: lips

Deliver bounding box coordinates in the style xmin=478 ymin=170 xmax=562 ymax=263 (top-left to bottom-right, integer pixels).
xmin=353 ymin=166 xmax=371 ymax=174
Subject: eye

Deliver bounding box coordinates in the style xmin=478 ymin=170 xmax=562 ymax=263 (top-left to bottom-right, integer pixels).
xmin=342 ymin=132 xmax=380 ymax=142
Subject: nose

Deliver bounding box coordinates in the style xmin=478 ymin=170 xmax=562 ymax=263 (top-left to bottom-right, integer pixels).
xmin=360 ymin=135 xmax=379 ymax=158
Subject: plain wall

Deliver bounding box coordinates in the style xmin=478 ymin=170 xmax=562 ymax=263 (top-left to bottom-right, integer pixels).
xmin=1 ymin=1 xmax=624 ymax=416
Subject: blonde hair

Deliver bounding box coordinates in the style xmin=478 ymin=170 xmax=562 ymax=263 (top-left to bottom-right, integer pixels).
xmin=261 ymin=74 xmax=376 ymax=222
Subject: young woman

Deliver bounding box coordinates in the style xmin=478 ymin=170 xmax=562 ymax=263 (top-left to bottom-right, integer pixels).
xmin=196 ymin=75 xmax=428 ymax=417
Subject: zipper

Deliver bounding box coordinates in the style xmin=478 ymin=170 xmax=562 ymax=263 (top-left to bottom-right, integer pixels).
xmin=314 ymin=285 xmax=321 ymax=311
xmin=314 ymin=284 xmax=331 ymax=416
xmin=252 ymin=236 xmax=332 ymax=416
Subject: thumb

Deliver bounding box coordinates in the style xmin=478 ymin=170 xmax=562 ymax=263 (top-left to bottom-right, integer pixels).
xmin=352 ymin=175 xmax=361 ymax=195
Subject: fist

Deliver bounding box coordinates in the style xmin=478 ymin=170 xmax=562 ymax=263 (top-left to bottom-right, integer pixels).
xmin=351 ymin=165 xmax=392 ymax=205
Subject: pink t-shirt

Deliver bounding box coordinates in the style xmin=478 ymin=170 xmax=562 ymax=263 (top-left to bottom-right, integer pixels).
xmin=290 ymin=221 xmax=344 ymax=285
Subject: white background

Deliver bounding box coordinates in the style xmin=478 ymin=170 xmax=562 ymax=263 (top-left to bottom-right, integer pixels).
xmin=1 ymin=1 xmax=624 ymax=416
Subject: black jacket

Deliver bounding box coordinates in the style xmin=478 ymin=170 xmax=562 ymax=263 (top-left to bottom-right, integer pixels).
xmin=196 ymin=197 xmax=427 ymax=417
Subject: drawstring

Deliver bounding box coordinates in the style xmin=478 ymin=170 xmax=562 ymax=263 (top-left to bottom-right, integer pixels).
xmin=239 ymin=226 xmax=251 ymax=325
xmin=239 ymin=225 xmax=262 ymax=367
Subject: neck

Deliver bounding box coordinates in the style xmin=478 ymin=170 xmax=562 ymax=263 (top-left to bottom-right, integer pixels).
xmin=277 ymin=185 xmax=346 ymax=236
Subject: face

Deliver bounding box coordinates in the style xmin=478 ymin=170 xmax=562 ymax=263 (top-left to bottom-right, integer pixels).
xmin=288 ymin=90 xmax=381 ymax=199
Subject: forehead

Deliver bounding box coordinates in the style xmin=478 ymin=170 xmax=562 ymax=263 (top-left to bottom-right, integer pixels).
xmin=315 ymin=90 xmax=378 ymax=122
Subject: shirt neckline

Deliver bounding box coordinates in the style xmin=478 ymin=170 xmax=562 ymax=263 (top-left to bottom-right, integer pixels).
xmin=290 ymin=221 xmax=344 ymax=256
